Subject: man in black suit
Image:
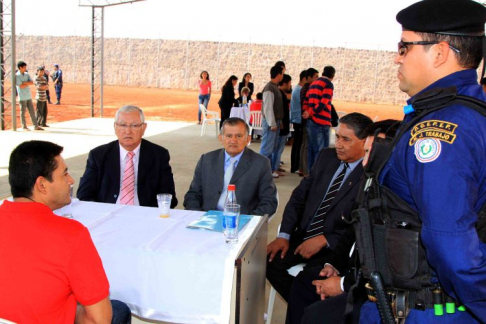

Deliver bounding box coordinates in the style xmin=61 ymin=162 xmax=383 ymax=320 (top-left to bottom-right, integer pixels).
xmin=184 ymin=117 xmax=277 ymax=216
xmin=266 ymin=113 xmax=372 ymax=302
xmin=286 ymin=119 xmax=401 ymax=324
xmin=77 ymin=105 xmax=177 ymax=208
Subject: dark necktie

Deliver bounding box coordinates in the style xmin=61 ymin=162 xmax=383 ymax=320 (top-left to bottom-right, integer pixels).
xmin=304 ymin=162 xmax=349 ymax=240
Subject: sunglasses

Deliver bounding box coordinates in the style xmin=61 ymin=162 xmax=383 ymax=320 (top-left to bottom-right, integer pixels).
xmin=397 ymin=41 xmax=461 ymax=56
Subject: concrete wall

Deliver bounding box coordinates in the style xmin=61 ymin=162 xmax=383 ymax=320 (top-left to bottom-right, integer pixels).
xmin=16 ymin=35 xmax=411 ymax=105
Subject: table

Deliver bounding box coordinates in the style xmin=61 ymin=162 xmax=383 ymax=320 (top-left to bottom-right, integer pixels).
xmin=229 ymin=107 xmax=250 ymax=124
xmin=55 ymin=200 xmax=267 ymax=324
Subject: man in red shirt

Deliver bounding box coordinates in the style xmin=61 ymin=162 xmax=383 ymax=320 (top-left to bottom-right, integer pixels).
xmin=303 ymin=66 xmax=336 ymax=171
xmin=0 ymin=141 xmax=128 ymax=323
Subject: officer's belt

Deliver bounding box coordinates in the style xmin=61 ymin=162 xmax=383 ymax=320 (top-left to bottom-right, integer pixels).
xmin=365 ymin=282 xmax=436 ymax=311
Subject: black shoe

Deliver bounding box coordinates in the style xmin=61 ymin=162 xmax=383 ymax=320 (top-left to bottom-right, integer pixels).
xmin=55 ymin=102 xmax=60 ymax=105
xmin=42 ymin=124 xmax=49 ymax=127
xmin=48 ymin=101 xmax=52 ymax=104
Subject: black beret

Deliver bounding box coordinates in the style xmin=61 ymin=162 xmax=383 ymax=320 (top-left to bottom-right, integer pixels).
xmin=397 ymin=0 xmax=486 ymax=36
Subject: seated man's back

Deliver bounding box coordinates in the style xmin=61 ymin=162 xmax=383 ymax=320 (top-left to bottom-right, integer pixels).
xmin=0 ymin=140 xmax=111 ymax=323
xmin=0 ymin=201 xmax=109 ymax=322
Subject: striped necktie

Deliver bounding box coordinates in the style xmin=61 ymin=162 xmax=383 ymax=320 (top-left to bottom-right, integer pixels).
xmin=304 ymin=162 xmax=349 ymax=240
xmin=217 ymin=157 xmax=237 ymax=210
xmin=120 ymin=151 xmax=135 ymax=205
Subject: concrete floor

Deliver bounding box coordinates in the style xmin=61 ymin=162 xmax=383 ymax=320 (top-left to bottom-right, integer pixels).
xmin=0 ymin=118 xmax=301 ymax=324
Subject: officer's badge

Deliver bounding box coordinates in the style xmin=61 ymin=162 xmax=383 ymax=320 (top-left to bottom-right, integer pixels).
xmin=414 ymin=138 xmax=441 ymax=163
xmin=409 ymin=120 xmax=457 ymax=146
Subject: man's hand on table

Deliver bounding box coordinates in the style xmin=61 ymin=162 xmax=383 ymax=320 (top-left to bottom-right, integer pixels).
xmin=267 ymin=238 xmax=289 ymax=262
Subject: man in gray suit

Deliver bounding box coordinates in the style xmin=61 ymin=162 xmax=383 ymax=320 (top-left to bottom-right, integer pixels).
xmin=184 ymin=117 xmax=278 ymax=216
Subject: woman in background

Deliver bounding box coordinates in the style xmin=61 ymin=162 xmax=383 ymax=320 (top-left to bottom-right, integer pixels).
xmin=238 ymin=72 xmax=254 ymax=101
xmin=198 ymin=71 xmax=211 ymax=125
xmin=218 ymin=75 xmax=238 ymax=127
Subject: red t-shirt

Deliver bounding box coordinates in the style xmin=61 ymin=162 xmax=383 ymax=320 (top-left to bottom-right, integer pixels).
xmin=199 ymin=80 xmax=211 ymax=95
xmin=0 ymin=201 xmax=110 ymax=323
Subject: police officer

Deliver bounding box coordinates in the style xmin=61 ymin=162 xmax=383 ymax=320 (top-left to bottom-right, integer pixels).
xmin=51 ymin=63 xmax=63 ymax=105
xmin=359 ymin=0 xmax=486 ymax=323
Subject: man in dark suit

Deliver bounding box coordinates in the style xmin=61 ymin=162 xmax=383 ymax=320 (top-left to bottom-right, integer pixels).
xmin=184 ymin=117 xmax=278 ymax=216
xmin=286 ymin=119 xmax=401 ymax=324
xmin=77 ymin=105 xmax=177 ymax=208
xmin=266 ymin=113 xmax=372 ymax=302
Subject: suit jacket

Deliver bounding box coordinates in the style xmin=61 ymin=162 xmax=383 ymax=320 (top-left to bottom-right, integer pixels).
xmin=183 ymin=148 xmax=278 ymax=216
xmin=77 ymin=139 xmax=177 ymax=208
xmin=281 ymin=148 xmax=363 ymax=249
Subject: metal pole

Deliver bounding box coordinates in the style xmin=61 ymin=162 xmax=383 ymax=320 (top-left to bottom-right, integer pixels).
xmin=0 ymin=0 xmax=4 ymax=130
xmin=11 ymin=0 xmax=16 ymax=130
xmin=91 ymin=7 xmax=95 ymax=117
xmin=100 ymin=6 xmax=104 ymax=117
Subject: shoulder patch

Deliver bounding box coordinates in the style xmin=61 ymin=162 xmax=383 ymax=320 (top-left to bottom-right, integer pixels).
xmin=409 ymin=119 xmax=457 ymax=146
xmin=414 ymin=138 xmax=441 ymax=163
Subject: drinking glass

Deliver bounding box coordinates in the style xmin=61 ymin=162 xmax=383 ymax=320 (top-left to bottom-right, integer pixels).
xmin=62 ymin=185 xmax=74 ymax=219
xmin=157 ymin=193 xmax=172 ymax=218
xmin=224 ymin=203 xmax=240 ymax=244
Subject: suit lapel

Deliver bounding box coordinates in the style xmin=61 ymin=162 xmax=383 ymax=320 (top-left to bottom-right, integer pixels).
xmin=137 ymin=140 xmax=152 ymax=196
xmin=231 ymin=148 xmax=251 ymax=184
xmin=328 ymin=163 xmax=363 ymax=210
xmin=107 ymin=142 xmax=121 ymax=192
xmin=306 ymin=157 xmax=341 ymax=220
xmin=211 ymin=149 xmax=226 ymax=191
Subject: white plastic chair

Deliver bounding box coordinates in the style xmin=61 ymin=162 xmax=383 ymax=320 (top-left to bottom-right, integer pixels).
xmin=266 ymin=224 xmax=305 ymax=324
xmin=0 ymin=318 xmax=17 ymax=324
xmin=249 ymin=111 xmax=263 ymax=140
xmin=200 ymin=104 xmax=221 ymax=136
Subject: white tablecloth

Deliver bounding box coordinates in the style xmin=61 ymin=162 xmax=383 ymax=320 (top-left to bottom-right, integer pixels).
xmin=229 ymin=107 xmax=250 ymax=124
xmin=56 ymin=200 xmax=261 ymax=323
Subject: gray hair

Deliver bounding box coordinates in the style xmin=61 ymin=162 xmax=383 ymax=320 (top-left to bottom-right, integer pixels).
xmin=221 ymin=117 xmax=250 ymax=135
xmin=115 ymin=105 xmax=145 ymax=123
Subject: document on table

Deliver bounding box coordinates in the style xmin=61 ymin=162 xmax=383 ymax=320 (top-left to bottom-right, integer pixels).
xmin=186 ymin=210 xmax=252 ymax=232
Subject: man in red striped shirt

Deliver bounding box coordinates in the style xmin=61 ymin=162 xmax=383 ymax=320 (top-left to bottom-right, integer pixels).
xmin=303 ymin=66 xmax=336 ymax=171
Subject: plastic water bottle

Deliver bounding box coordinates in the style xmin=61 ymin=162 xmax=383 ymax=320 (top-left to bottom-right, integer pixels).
xmin=223 ymin=184 xmax=237 ymax=234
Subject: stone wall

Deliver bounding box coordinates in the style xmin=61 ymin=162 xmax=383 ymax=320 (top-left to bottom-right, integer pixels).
xmin=16 ymin=35 xmax=411 ymax=105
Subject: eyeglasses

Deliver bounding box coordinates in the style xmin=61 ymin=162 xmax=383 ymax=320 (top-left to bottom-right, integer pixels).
xmin=397 ymin=41 xmax=460 ymax=56
xmin=115 ymin=123 xmax=144 ymax=130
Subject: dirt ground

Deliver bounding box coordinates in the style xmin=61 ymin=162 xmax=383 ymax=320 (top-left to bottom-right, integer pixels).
xmin=1 ymin=83 xmax=404 ymax=129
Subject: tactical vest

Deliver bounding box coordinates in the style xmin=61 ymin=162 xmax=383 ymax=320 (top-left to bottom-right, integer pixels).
xmin=351 ymin=86 xmax=486 ymax=320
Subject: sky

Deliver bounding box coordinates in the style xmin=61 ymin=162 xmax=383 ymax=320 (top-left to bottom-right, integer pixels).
xmin=17 ymin=0 xmax=422 ymax=51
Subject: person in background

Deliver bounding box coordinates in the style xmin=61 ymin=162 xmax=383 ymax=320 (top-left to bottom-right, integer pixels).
xmin=249 ymin=92 xmax=263 ymax=126
xmin=300 ymin=68 xmax=319 ymax=176
xmin=0 ymin=140 xmax=131 ymax=323
xmin=238 ymin=72 xmax=254 ymax=101
xmin=34 ymin=66 xmax=49 ymax=128
xmin=51 ymin=63 xmax=63 ymax=105
xmin=303 ymin=66 xmax=336 ymax=171
xmin=218 ymin=75 xmax=238 ymax=128
xmin=236 ymin=87 xmax=251 ymax=107
xmin=184 ymin=117 xmax=278 ymax=216
xmin=290 ymin=70 xmax=307 ymax=174
xmin=275 ymin=61 xmax=287 ymax=74
xmin=271 ymin=74 xmax=292 ymax=178
xmin=260 ymin=65 xmax=284 ymax=172
xmin=16 ymin=61 xmax=43 ymax=131
xmin=480 ymin=77 xmax=486 ymax=93
xmin=42 ymin=66 xmax=52 ymax=104
xmin=198 ymin=71 xmax=211 ymax=125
